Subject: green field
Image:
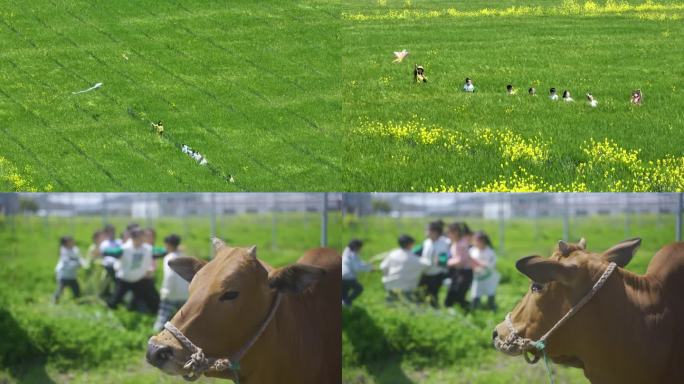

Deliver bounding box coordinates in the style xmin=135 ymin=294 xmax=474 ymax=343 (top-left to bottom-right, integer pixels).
xmin=0 ymin=213 xmax=345 ymax=383
xmin=0 ymin=0 xmax=341 ymax=191
xmin=342 ymin=0 xmax=684 ymax=191
xmin=340 ymin=213 xmax=679 ymax=383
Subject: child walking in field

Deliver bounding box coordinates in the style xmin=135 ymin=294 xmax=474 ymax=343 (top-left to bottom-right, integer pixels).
xmin=463 ymin=78 xmax=475 ymax=92
xmin=153 ymin=234 xmax=189 ymax=332
xmin=53 ymin=236 xmax=83 ymax=303
xmin=342 ymin=239 xmax=372 ymax=306
xmin=469 ymin=231 xmax=500 ymax=311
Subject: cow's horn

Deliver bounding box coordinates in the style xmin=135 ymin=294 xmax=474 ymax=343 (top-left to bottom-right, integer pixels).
xmin=558 ymin=240 xmax=570 ymax=255
xmin=211 ymin=237 xmax=226 ymax=250
xmin=578 ymin=238 xmax=587 ymax=250
xmin=247 ymin=245 xmax=257 ymax=258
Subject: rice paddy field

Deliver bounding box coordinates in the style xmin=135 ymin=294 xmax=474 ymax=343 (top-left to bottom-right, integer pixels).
xmin=340 ymin=213 xmax=679 ymax=383
xmin=0 ymin=0 xmax=341 ymax=192
xmin=342 ymin=0 xmax=684 ymax=191
xmin=0 ymin=213 xmax=346 ymax=383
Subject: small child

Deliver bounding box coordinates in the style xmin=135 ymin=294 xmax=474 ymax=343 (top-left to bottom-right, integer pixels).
xmin=587 ymin=93 xmax=598 ymax=108
xmin=380 ymin=235 xmax=430 ymax=303
xmin=563 ymin=90 xmax=574 ymax=102
xmin=53 ymin=236 xmax=82 ymax=303
xmin=153 ymin=234 xmax=190 ymax=331
xmin=414 ymin=64 xmax=428 ymax=83
xmin=341 ymin=239 xmax=372 ymax=306
xmin=528 ymin=87 xmax=537 ymax=96
xmin=549 ymin=87 xmax=559 ymax=101
xmin=631 ymin=89 xmax=642 ymax=105
xmin=506 ymin=84 xmax=516 ymax=95
xmin=463 ymin=78 xmax=475 ymax=92
xmin=469 ymin=232 xmax=499 ymax=311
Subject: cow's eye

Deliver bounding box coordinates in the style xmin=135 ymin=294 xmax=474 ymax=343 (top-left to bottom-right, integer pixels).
xmin=531 ymin=283 xmax=543 ymax=293
xmin=220 ymin=291 xmax=240 ymax=301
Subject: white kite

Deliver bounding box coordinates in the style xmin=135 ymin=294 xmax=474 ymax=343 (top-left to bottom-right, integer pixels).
xmin=72 ymin=82 xmax=103 ymax=95
xmin=393 ymin=49 xmax=409 ymax=63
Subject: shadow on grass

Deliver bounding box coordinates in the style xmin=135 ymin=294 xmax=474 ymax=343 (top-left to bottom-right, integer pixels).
xmin=0 ymin=306 xmax=55 ymax=384
xmin=343 ymin=305 xmax=414 ymax=384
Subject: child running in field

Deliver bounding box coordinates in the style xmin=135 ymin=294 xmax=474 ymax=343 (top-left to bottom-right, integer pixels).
xmin=469 ymin=231 xmax=500 ymax=311
xmin=342 ymin=239 xmax=372 ymax=306
xmin=563 ymin=90 xmax=574 ymax=102
xmin=587 ymin=93 xmax=598 ymax=107
xmin=414 ymin=64 xmax=428 ymax=83
xmin=506 ymin=84 xmax=516 ymax=95
xmin=631 ymin=89 xmax=642 ymax=105
xmin=549 ymin=87 xmax=559 ymax=101
xmin=107 ymin=228 xmax=159 ymax=312
xmin=53 ymin=236 xmax=82 ymax=303
xmin=380 ymin=235 xmax=430 ymax=303
xmin=153 ymin=234 xmax=189 ymax=332
xmin=463 ymin=78 xmax=475 ymax=92
xmin=529 ymin=87 xmax=537 ymax=96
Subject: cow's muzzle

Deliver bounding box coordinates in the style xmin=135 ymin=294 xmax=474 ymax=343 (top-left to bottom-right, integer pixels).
xmin=147 ymin=342 xmax=173 ymax=367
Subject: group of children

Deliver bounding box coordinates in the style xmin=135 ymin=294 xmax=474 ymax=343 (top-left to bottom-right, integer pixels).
xmin=53 ymin=223 xmax=190 ymax=331
xmin=341 ymin=220 xmax=500 ymax=312
xmin=413 ymin=65 xmax=644 ymax=107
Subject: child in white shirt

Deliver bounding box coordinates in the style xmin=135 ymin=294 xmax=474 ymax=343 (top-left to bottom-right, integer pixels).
xmin=153 ymin=234 xmax=190 ymax=331
xmin=107 ymin=228 xmax=159 ymax=311
xmin=419 ymin=220 xmax=450 ymax=308
xmin=563 ymin=90 xmax=574 ymax=102
xmin=549 ymin=87 xmax=559 ymax=101
xmin=380 ymin=235 xmax=430 ymax=303
xmin=463 ymin=78 xmax=475 ymax=92
xmin=53 ymin=236 xmax=82 ymax=303
xmin=342 ymin=239 xmax=372 ymax=306
xmin=587 ymin=93 xmax=598 ymax=107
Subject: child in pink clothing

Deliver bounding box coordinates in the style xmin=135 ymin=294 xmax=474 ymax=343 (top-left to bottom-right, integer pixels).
xmin=444 ymin=222 xmax=474 ymax=310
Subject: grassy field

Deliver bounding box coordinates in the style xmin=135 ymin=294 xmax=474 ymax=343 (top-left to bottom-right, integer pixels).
xmin=342 ymin=0 xmax=684 ymax=191
xmin=0 ymin=0 xmax=341 ymax=191
xmin=0 ymin=213 xmax=346 ymax=383
xmin=340 ymin=213 xmax=679 ymax=383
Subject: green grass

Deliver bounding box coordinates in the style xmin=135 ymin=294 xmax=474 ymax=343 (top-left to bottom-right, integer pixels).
xmin=341 ymin=0 xmax=684 ymax=191
xmin=0 ymin=213 xmax=346 ymax=383
xmin=340 ymin=213 xmax=679 ymax=383
xmin=0 ymin=0 xmax=341 ymax=191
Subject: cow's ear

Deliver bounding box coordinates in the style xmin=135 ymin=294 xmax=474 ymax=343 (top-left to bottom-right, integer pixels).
xmin=516 ymin=256 xmax=578 ymax=285
xmin=268 ymin=264 xmax=326 ymax=294
xmin=578 ymin=238 xmax=587 ymax=250
xmin=169 ymin=257 xmax=207 ymax=283
xmin=212 ymin=237 xmax=226 ymax=251
xmin=601 ymin=238 xmax=641 ymax=267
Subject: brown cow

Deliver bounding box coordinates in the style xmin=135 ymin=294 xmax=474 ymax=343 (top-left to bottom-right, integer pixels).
xmin=147 ymin=239 xmax=341 ymax=383
xmin=493 ymin=238 xmax=684 ymax=384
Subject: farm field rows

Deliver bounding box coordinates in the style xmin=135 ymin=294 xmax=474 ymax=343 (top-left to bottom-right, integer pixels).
xmin=340 ymin=213 xmax=678 ymax=383
xmin=0 ymin=0 xmax=341 ymax=191
xmin=0 ymin=214 xmax=346 ymax=383
xmin=342 ymin=0 xmax=684 ymax=191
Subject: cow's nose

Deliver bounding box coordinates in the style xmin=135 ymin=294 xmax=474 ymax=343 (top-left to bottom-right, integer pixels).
xmin=492 ymin=329 xmax=499 ymax=340
xmin=146 ymin=342 xmax=173 ymax=367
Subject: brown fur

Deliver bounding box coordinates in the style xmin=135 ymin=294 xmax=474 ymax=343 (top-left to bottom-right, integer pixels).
xmin=149 ymin=246 xmax=341 ymax=383
xmin=494 ymin=239 xmax=684 ymax=384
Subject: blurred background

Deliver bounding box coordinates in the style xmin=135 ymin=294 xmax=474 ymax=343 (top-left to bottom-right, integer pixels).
xmin=340 ymin=193 xmax=683 ymax=384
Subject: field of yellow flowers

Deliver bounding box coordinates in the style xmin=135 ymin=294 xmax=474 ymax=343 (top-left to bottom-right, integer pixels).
xmin=342 ymin=0 xmax=684 ymax=191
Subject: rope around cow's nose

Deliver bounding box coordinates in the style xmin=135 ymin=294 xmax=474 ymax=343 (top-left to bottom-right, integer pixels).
xmin=162 ymin=293 xmax=282 ymax=384
xmin=499 ymin=262 xmax=618 ymax=384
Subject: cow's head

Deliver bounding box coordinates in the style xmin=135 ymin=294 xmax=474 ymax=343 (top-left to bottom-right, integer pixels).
xmin=493 ymin=237 xmax=640 ymax=362
xmin=147 ymin=238 xmax=326 ymax=380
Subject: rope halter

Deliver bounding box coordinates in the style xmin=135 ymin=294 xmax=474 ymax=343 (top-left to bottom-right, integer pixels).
xmin=164 ymin=293 xmax=283 ymax=383
xmin=496 ymin=262 xmax=617 ymax=364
